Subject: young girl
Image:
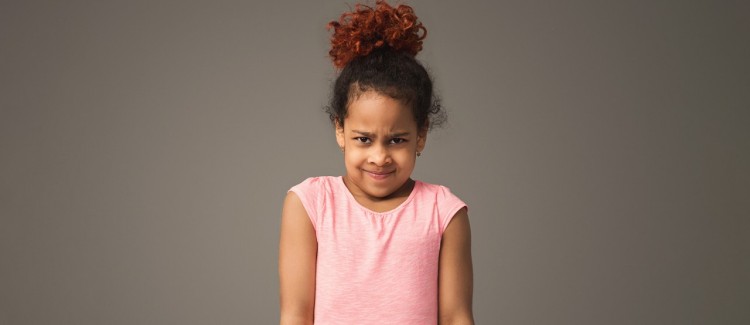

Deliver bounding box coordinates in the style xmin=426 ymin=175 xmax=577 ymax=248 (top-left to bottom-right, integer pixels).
xmin=279 ymin=1 xmax=473 ymax=324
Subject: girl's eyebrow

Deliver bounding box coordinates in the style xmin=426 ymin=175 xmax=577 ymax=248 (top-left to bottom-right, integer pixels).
xmin=352 ymin=130 xmax=410 ymax=137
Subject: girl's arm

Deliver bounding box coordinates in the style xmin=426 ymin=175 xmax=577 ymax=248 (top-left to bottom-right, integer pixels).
xmin=438 ymin=207 xmax=475 ymax=325
xmin=279 ymin=192 xmax=317 ymax=325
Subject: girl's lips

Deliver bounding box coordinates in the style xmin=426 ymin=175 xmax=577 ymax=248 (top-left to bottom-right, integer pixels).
xmin=365 ymin=170 xmax=394 ymax=180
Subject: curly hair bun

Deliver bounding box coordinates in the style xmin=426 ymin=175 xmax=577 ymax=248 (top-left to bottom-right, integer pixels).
xmin=327 ymin=0 xmax=427 ymax=69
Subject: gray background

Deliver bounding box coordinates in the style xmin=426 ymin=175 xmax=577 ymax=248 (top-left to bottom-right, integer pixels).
xmin=1 ymin=0 xmax=748 ymax=324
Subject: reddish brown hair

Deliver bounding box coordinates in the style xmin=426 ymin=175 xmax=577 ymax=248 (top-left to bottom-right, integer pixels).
xmin=325 ymin=1 xmax=445 ymax=132
xmin=327 ymin=0 xmax=427 ymax=69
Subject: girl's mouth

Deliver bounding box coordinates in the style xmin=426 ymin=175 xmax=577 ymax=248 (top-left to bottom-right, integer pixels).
xmin=364 ymin=170 xmax=394 ymax=180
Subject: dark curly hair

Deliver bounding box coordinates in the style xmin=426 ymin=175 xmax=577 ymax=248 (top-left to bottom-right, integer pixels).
xmin=325 ymin=0 xmax=445 ymax=132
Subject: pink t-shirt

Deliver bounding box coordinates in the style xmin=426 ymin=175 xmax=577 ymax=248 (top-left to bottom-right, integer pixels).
xmin=289 ymin=176 xmax=467 ymax=325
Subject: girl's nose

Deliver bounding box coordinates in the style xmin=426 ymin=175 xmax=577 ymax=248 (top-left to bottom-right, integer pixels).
xmin=368 ymin=145 xmax=392 ymax=166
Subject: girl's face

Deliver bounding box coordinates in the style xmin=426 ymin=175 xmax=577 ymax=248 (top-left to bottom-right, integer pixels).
xmin=336 ymin=90 xmax=427 ymax=200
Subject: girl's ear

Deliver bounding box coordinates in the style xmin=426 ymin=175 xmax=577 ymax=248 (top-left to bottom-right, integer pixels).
xmin=417 ymin=121 xmax=429 ymax=153
xmin=335 ymin=119 xmax=345 ymax=150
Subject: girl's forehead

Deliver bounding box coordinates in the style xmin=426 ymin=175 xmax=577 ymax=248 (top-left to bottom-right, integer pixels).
xmin=345 ymin=91 xmax=416 ymax=130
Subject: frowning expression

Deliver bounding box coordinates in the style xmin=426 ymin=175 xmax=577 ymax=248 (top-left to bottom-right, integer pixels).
xmin=336 ymin=90 xmax=427 ymax=200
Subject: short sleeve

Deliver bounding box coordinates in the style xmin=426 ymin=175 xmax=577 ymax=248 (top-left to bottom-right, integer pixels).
xmin=288 ymin=177 xmax=323 ymax=231
xmin=437 ymin=185 xmax=468 ymax=234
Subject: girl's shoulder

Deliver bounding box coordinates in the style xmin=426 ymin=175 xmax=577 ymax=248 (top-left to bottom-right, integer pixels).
xmin=287 ymin=176 xmax=340 ymax=222
xmin=414 ymin=179 xmax=468 ymax=233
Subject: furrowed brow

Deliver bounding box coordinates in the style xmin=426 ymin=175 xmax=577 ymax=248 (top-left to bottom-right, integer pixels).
xmin=351 ymin=130 xmax=411 ymax=138
xmin=351 ymin=130 xmax=374 ymax=137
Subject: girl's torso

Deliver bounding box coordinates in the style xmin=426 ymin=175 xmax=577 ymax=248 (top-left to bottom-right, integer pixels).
xmin=289 ymin=176 xmax=466 ymax=325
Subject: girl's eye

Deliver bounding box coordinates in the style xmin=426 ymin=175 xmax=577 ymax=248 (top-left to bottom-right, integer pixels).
xmin=390 ymin=138 xmax=407 ymax=144
xmin=354 ymin=137 xmax=371 ymax=143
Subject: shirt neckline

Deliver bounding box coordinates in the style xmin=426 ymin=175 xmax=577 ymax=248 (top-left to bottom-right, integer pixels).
xmin=336 ymin=175 xmax=420 ymax=216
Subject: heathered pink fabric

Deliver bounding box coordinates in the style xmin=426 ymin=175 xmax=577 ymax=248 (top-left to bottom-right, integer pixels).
xmin=289 ymin=176 xmax=467 ymax=325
